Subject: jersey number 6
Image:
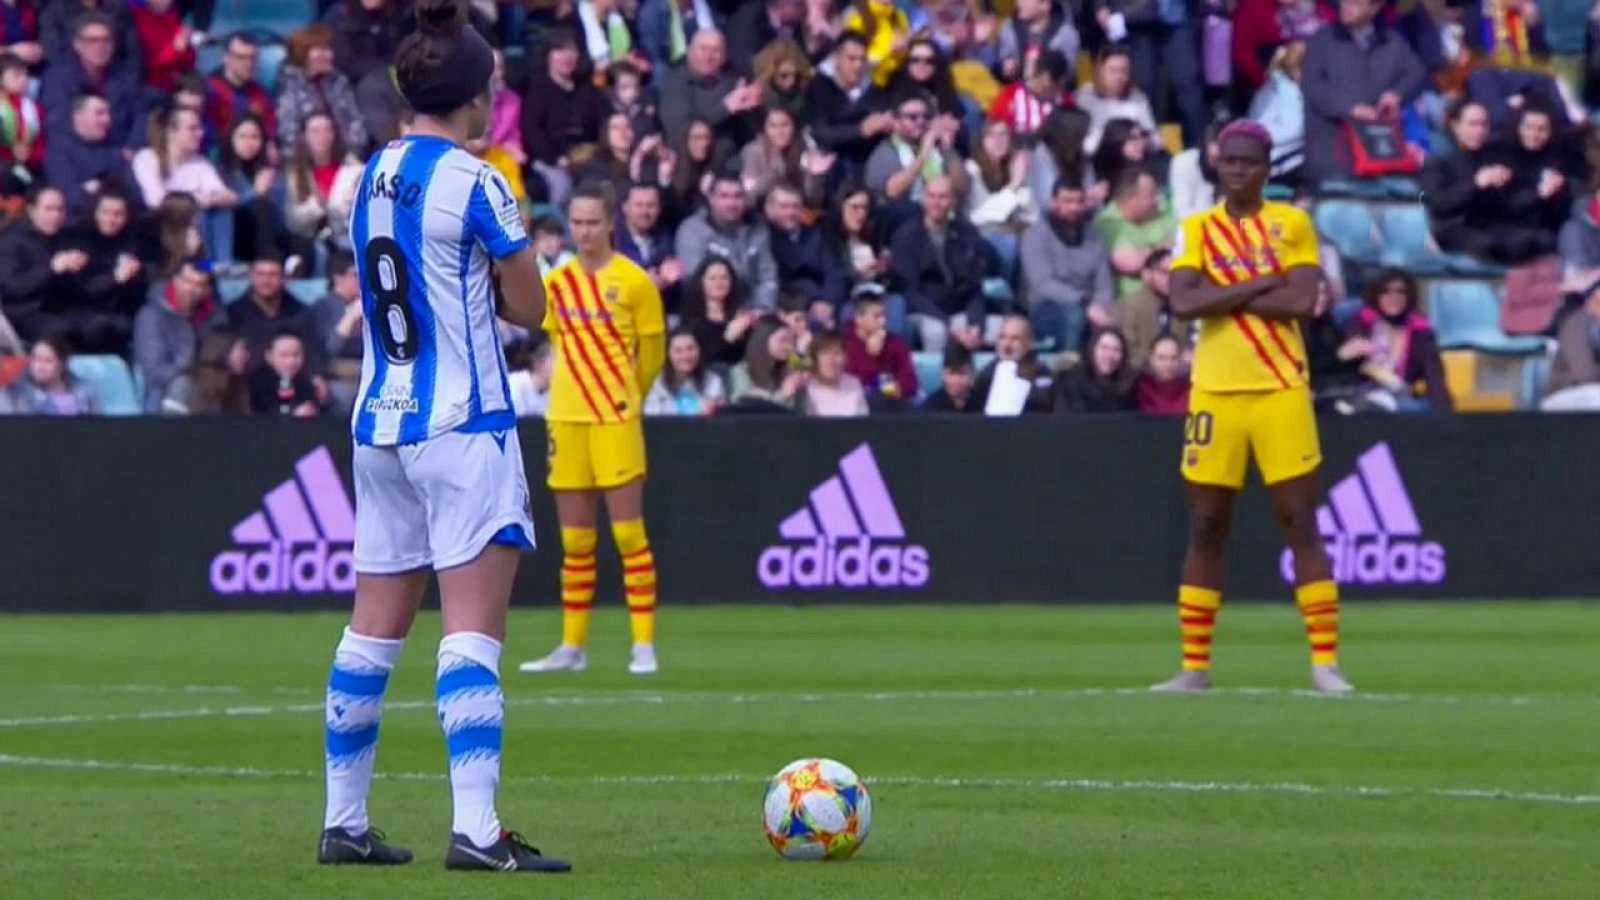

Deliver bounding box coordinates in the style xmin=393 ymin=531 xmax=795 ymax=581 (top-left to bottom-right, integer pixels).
xmin=365 ymin=236 xmax=420 ymax=365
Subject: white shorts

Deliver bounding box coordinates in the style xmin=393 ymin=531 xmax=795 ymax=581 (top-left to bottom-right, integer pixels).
xmin=353 ymin=429 xmax=538 ymax=575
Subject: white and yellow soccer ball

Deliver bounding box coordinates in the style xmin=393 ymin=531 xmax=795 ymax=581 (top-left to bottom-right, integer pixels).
xmin=762 ymin=757 xmax=872 ymax=861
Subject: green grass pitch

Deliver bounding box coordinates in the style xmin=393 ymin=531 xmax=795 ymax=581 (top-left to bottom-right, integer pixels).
xmin=1 ymin=603 xmax=1597 ymax=898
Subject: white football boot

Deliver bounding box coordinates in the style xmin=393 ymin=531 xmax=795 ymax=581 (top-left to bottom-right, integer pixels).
xmin=627 ymin=643 xmax=658 ymax=676
xmin=518 ymin=645 xmax=588 ymax=674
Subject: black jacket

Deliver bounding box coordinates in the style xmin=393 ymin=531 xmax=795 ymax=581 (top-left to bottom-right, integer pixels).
xmin=889 ymin=217 xmax=991 ymax=322
xmin=805 ymin=75 xmax=890 ymax=169
xmin=1056 ymin=367 xmax=1137 ymax=414
xmin=520 ymin=69 xmax=611 ymax=166
xmin=64 ymin=226 xmax=147 ymax=318
xmin=45 ymin=130 xmax=140 ymax=225
xmin=919 ymin=387 xmax=980 ymax=413
xmin=973 ymin=353 xmax=1057 ymax=414
xmin=0 ymin=222 xmax=75 ymax=322
xmin=770 ymin=224 xmax=849 ymax=309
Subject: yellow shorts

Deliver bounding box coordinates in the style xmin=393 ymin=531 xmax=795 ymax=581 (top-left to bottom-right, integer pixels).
xmin=546 ymin=418 xmax=648 ymax=491
xmin=1181 ymin=385 xmax=1321 ymax=489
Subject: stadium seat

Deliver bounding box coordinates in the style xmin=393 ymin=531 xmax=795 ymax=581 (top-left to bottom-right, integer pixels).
xmin=286 ymin=279 xmax=325 ymax=306
xmin=1441 ymin=349 xmax=1516 ymax=413
xmin=1426 ymin=280 xmax=1548 ymax=355
xmin=1375 ymin=204 xmax=1449 ymax=275
xmin=982 ymin=277 xmax=1014 ymax=305
xmin=68 ymin=355 xmax=142 ymax=415
xmin=216 ymin=277 xmax=249 ymax=304
xmin=204 ymin=0 xmax=316 ymax=40
xmin=1313 ymin=200 xmax=1382 ymax=265
xmin=912 ymin=351 xmax=942 ymax=401
xmin=1315 ymin=178 xmax=1392 ymax=200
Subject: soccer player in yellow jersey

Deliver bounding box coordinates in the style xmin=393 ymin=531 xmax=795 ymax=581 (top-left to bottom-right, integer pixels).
xmin=1151 ymin=120 xmax=1353 ymax=696
xmin=518 ymin=181 xmax=666 ymax=676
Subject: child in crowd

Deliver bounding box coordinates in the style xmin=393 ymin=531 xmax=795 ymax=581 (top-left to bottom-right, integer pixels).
xmin=248 ymin=330 xmax=319 ymax=417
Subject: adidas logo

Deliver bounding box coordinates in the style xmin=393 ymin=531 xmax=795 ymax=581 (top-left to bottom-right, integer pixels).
xmin=758 ymin=444 xmax=930 ymax=590
xmin=210 ymin=446 xmax=357 ymax=595
xmin=1278 ymin=442 xmax=1446 ymax=586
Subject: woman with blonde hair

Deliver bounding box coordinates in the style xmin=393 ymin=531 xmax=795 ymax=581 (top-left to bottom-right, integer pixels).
xmin=753 ymin=39 xmax=814 ymax=122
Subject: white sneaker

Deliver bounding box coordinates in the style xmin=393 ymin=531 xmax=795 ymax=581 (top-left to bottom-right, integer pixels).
xmin=1149 ymin=670 xmax=1212 ymax=693
xmin=1311 ymin=664 xmax=1354 ymax=695
xmin=627 ymin=643 xmax=658 ymax=676
xmin=517 ymin=645 xmax=587 ymax=674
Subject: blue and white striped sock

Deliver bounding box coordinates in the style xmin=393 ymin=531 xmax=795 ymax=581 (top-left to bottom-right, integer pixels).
xmin=437 ymin=631 xmax=504 ymax=848
xmin=323 ymin=628 xmax=405 ymax=833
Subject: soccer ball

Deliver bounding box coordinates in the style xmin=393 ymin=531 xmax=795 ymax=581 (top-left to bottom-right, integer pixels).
xmin=762 ymin=757 xmax=872 ymax=861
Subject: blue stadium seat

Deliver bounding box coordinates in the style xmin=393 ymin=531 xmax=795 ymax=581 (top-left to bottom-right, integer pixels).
xmin=982 ymin=277 xmax=1015 ymax=306
xmin=68 ymin=355 xmax=142 ymax=415
xmin=216 ymin=277 xmax=249 ymax=304
xmin=911 ymin=351 xmax=941 ymax=401
xmin=205 ymin=0 xmax=316 ymax=40
xmin=1426 ymin=280 xmax=1547 ymax=355
xmin=286 ymin=278 xmax=325 ymax=306
xmin=1313 ymin=200 xmax=1382 ymax=265
xmin=1375 ymin=203 xmax=1449 ymax=275
xmin=1315 ymin=178 xmax=1392 ymax=200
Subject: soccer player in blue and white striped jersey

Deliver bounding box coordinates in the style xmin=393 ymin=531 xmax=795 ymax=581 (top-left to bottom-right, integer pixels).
xmin=316 ymin=0 xmax=569 ymax=875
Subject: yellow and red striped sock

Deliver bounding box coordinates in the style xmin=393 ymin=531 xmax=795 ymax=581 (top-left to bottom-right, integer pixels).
xmin=1296 ymin=579 xmax=1339 ymax=666
xmin=1178 ymin=585 xmax=1222 ymax=672
xmin=612 ymin=518 xmax=656 ymax=645
xmin=559 ymin=526 xmax=597 ymax=649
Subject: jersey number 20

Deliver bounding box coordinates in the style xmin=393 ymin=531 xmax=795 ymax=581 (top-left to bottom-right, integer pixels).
xmin=365 ymin=236 xmax=420 ymax=365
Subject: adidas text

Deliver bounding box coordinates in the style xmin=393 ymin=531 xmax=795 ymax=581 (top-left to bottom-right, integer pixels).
xmin=212 ymin=542 xmax=357 ymax=594
xmin=759 ymin=538 xmax=930 ymax=589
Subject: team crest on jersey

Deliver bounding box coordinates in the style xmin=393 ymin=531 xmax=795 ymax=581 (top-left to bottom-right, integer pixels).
xmin=605 ymin=286 xmax=619 ymax=302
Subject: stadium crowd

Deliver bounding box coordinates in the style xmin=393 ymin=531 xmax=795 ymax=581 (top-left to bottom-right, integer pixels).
xmin=3 ymin=0 xmax=1600 ymax=418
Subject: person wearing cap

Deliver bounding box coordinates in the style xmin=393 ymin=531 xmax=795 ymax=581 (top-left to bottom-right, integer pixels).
xmin=1151 ymin=118 xmax=1354 ymax=698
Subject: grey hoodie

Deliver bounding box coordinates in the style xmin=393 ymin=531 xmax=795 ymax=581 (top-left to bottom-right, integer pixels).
xmin=674 ymin=209 xmax=780 ymax=309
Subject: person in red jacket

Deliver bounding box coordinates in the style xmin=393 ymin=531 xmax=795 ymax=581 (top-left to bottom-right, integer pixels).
xmin=843 ymin=289 xmax=917 ymax=410
xmin=131 ymin=0 xmax=195 ymax=95
xmin=987 ymin=49 xmax=1071 ymax=141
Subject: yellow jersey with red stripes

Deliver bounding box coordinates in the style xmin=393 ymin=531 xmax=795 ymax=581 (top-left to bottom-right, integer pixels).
xmin=542 ymin=253 xmax=665 ymax=424
xmin=1170 ymin=200 xmax=1319 ymax=392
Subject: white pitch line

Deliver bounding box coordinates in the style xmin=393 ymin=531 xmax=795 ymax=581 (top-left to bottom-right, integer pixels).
xmin=0 ymin=753 xmax=1595 ymax=808
xmin=0 ymin=685 xmax=1588 ymax=730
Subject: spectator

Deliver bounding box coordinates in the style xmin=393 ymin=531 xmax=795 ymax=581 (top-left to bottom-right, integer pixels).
xmin=532 ymin=215 xmax=574 ymax=279
xmin=727 ymin=0 xmax=805 ymax=77
xmin=1093 ymin=0 xmax=1204 ymax=144
xmin=1118 ymin=247 xmax=1179 ymax=372
xmin=764 ymin=180 xmax=848 ymax=314
xmin=681 ymin=256 xmax=755 ymax=365
xmin=842 ymin=290 xmax=917 ymax=410
xmin=919 ymin=342 xmax=979 ymax=413
xmin=616 ymin=181 xmax=685 ymax=295
xmin=0 ymin=186 xmax=86 ymax=342
xmin=577 ymin=0 xmax=642 ymax=76
xmin=1342 ymin=270 xmax=1452 ymax=413
xmin=974 ymin=315 xmax=1057 ymax=414
xmin=285 ymin=111 xmax=363 ymax=257
xmin=805 ymin=31 xmax=894 ymax=174
xmin=277 ymin=24 xmax=369 ymax=158
xmin=1028 ymin=107 xmax=1096 ymax=218
xmin=61 ymin=190 xmax=146 ymax=354
xmin=637 ymin=0 xmax=726 ymax=73
xmin=325 ymin=0 xmax=404 ymax=84
xmin=988 ymin=47 xmax=1071 ymax=142
xmin=1133 ymin=332 xmax=1189 ymax=416
xmin=218 ymin=115 xmax=293 ymax=265
xmin=752 ymin=38 xmax=812 ymax=123
xmin=171 ymin=327 xmax=251 ymax=414
xmin=843 ymin=0 xmax=912 ymax=88
xmin=227 ymin=254 xmax=316 ymax=367
xmin=170 ymin=74 xmax=212 ymax=151
xmin=664 ymin=117 xmax=720 ymax=220
xmin=1424 ymin=100 xmax=1564 ymax=265
xmin=804 ymin=332 xmax=869 ymax=416
xmin=40 ymin=0 xmax=139 ymax=77
xmin=11 ymin=334 xmax=95 ymax=415
xmin=39 ymin=14 xmax=145 ymax=149
xmin=130 ymin=0 xmax=195 ymax=95
xmin=133 ymin=257 xmax=214 ymax=412
xmin=965 ymin=119 xmax=1035 ymax=276
xmin=1020 ymin=178 xmax=1113 ymax=355
xmin=574 ymin=112 xmax=639 ymax=200
xmin=45 ymin=93 xmax=135 ymax=224
xmin=248 ymin=329 xmax=321 ymax=417
xmin=891 ymin=38 xmax=966 ymax=125
xmin=1169 ymin=119 xmax=1222 ymax=221
xmin=1543 ymin=284 xmax=1600 ymax=410
xmin=1074 ymin=45 xmax=1157 ymax=154
xmin=658 ymin=29 xmax=757 ymax=157
xmin=1300 ymin=0 xmax=1427 ymax=184
xmin=0 ymin=0 xmax=42 ymax=71
xmin=739 ymin=105 xmax=833 ymax=206
xmin=1247 ymin=42 xmax=1308 ymax=185
xmin=520 ymin=29 xmax=609 ymax=209
xmin=354 ymin=61 xmax=409 ymax=149
xmin=144 ymin=191 xmax=205 ymax=279
xmin=726 ymin=314 xmax=805 ymax=412
xmin=1231 ymin=0 xmax=1330 ymax=95
xmin=889 ymin=174 xmax=991 ymax=353
xmin=204 ymin=33 xmax=277 ymax=149
xmin=1095 ymin=169 xmax=1176 ymax=300
xmin=609 ymin=60 xmax=659 ymax=142
xmin=1559 ymin=177 xmax=1600 ymax=291
xmin=309 ymin=251 xmax=363 ymax=412
xmin=675 ymin=172 xmax=779 ymax=309
xmin=644 ymin=326 xmax=726 ymax=415
xmin=132 ymin=107 xmax=238 ymax=261
xmin=0 ymin=53 xmax=41 ymax=195
xmin=1093 ymin=118 xmax=1169 ymax=190
xmin=507 ymin=340 xmax=552 ymax=418
xmin=489 ymin=49 xmax=525 ymax=168
xmin=866 ymin=90 xmax=966 ymax=218
xmin=1058 ymin=328 xmax=1136 ymax=413
xmin=996 ymin=0 xmax=1080 ymax=85
xmin=825 ymin=184 xmax=894 ymax=298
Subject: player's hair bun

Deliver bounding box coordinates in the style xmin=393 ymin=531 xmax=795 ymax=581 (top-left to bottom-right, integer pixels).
xmin=413 ymin=0 xmax=466 ymax=36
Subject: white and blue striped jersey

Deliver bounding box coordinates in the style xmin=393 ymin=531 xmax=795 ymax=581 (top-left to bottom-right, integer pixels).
xmin=349 ymin=135 xmax=529 ymax=446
